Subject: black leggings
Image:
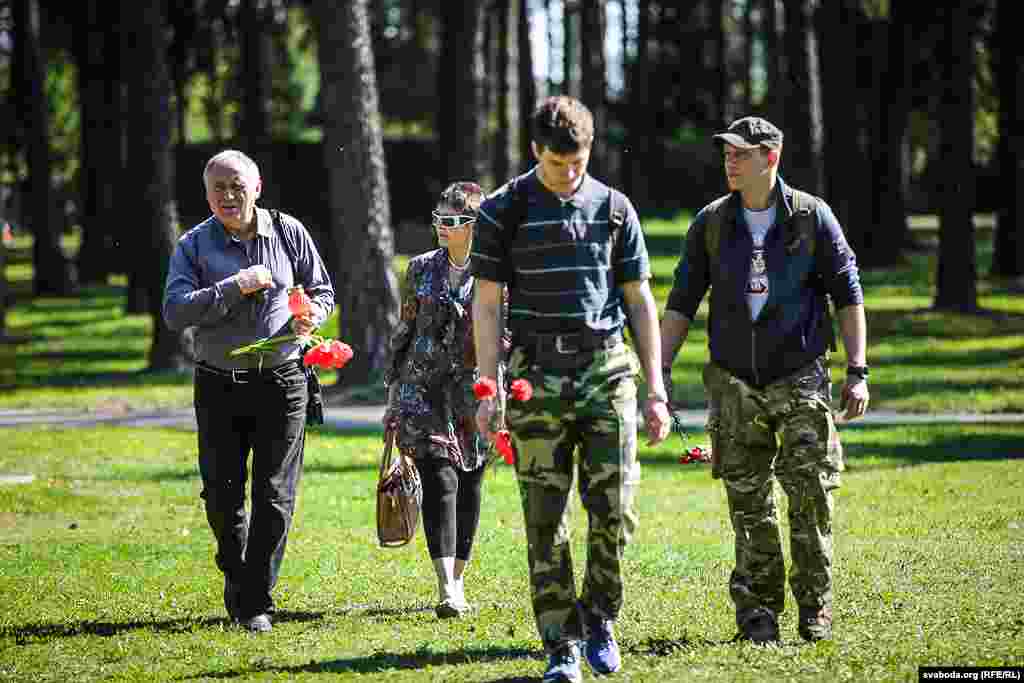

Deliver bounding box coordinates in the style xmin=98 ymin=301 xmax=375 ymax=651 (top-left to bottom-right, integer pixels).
xmin=413 ymin=457 xmax=485 ymax=561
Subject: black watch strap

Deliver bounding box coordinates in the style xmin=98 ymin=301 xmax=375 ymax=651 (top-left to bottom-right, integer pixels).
xmin=847 ymin=365 xmax=869 ymax=379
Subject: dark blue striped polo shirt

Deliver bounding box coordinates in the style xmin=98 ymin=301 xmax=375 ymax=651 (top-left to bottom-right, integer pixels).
xmin=472 ymin=168 xmax=650 ymax=339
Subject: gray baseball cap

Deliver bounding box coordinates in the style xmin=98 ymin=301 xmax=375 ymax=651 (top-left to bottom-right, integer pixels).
xmin=713 ymin=116 xmax=784 ymax=150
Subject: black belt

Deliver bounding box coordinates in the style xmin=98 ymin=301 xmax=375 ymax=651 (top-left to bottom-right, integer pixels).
xmin=516 ymin=330 xmax=623 ymax=357
xmin=196 ymin=359 xmax=302 ymax=384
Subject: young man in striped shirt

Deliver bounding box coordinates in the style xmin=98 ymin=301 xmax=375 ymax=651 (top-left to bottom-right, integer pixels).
xmin=472 ymin=96 xmax=670 ymax=683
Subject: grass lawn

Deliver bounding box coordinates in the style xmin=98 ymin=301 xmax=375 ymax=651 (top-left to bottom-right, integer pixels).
xmin=0 ymin=422 xmax=1021 ymax=681
xmin=0 ymin=212 xmax=1022 ymax=680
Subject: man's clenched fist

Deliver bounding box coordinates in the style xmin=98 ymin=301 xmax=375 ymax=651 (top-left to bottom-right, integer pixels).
xmin=237 ymin=265 xmax=273 ymax=294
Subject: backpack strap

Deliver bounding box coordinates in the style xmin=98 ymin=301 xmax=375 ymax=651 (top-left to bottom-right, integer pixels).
xmin=270 ymin=209 xmax=300 ymax=283
xmin=702 ymin=194 xmax=733 ymax=266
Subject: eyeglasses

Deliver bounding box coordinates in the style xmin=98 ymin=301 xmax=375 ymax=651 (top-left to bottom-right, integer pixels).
xmin=432 ymin=211 xmax=476 ymax=229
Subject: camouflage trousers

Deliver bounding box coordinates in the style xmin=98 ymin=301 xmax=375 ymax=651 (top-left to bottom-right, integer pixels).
xmin=703 ymin=358 xmax=843 ymax=621
xmin=505 ymin=342 xmax=641 ymax=652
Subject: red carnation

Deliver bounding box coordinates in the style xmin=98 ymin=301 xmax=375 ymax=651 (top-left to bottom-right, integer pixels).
xmin=679 ymin=446 xmax=712 ymax=464
xmin=288 ymin=286 xmax=313 ymax=318
xmin=303 ymin=342 xmax=330 ymax=368
xmin=495 ymin=429 xmax=516 ymax=465
xmin=473 ymin=377 xmax=498 ymax=400
xmin=509 ymin=378 xmax=533 ymax=402
xmin=327 ymin=340 xmax=354 ymax=369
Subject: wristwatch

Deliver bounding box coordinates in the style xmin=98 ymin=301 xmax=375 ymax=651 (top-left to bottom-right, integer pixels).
xmin=846 ymin=365 xmax=870 ymax=380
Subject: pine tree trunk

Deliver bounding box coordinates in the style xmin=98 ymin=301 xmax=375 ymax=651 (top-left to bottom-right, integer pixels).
xmin=992 ymin=0 xmax=1024 ymax=278
xmin=124 ymin=0 xmax=187 ymax=370
xmin=781 ymin=0 xmax=823 ymax=196
xmin=439 ymin=1 xmax=486 ymax=184
xmin=13 ymin=0 xmax=74 ymax=296
xmin=74 ymin=0 xmax=121 ymax=285
xmin=315 ymin=0 xmax=400 ymax=385
xmin=518 ymin=0 xmax=537 ymax=171
xmin=934 ymin=1 xmax=978 ymax=312
xmin=580 ymin=0 xmax=607 ymax=177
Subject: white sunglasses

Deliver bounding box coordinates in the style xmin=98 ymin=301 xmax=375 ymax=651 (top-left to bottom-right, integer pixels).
xmin=432 ymin=211 xmax=476 ymax=229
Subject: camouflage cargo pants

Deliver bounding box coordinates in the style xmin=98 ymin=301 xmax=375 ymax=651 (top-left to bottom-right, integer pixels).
xmin=703 ymin=358 xmax=843 ymax=621
xmin=505 ymin=342 xmax=641 ymax=652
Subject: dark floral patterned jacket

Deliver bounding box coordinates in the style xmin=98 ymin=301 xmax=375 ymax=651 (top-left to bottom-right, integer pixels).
xmin=385 ymin=248 xmax=492 ymax=471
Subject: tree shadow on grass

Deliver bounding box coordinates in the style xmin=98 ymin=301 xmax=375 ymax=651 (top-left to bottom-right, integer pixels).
xmin=1 ymin=610 xmax=324 ymax=644
xmin=180 ymin=633 xmax=733 ymax=681
xmin=182 ymin=645 xmax=543 ymax=679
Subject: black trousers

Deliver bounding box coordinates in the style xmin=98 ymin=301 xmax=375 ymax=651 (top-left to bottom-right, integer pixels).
xmin=194 ymin=361 xmax=308 ymax=618
xmin=413 ymin=456 xmax=486 ymax=561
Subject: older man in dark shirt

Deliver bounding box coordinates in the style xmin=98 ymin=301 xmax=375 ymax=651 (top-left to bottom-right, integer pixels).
xmin=163 ymin=150 xmax=334 ymax=632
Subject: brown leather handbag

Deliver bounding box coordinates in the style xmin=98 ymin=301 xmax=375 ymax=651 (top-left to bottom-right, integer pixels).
xmin=376 ymin=426 xmax=422 ymax=547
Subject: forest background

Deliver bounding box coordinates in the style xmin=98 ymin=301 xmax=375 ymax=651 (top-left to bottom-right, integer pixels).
xmin=0 ymin=0 xmax=1021 ymax=389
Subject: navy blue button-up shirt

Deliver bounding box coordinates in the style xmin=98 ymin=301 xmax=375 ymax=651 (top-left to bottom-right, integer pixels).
xmin=163 ymin=207 xmax=335 ymax=370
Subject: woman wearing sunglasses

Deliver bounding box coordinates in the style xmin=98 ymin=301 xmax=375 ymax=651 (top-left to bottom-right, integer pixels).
xmin=384 ymin=181 xmax=497 ymax=618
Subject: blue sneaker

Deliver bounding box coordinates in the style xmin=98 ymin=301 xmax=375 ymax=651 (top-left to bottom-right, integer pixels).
xmin=584 ymin=616 xmax=621 ymax=674
xmin=543 ymin=641 xmax=582 ymax=683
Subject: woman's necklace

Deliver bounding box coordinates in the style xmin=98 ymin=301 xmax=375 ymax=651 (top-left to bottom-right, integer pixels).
xmin=448 ymin=253 xmax=470 ymax=271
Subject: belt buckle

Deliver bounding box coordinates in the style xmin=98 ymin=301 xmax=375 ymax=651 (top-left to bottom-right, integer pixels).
xmin=554 ymin=334 xmax=579 ymax=355
xmin=230 ymin=368 xmax=249 ymax=384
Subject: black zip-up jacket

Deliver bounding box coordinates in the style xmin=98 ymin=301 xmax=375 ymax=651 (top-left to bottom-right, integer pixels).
xmin=666 ymin=178 xmax=863 ymax=389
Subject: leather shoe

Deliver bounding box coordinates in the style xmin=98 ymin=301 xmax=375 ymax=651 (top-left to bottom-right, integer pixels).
xmin=242 ymin=613 xmax=272 ymax=633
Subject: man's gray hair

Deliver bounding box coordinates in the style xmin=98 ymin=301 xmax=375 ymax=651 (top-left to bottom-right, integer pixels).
xmin=203 ymin=149 xmax=260 ymax=185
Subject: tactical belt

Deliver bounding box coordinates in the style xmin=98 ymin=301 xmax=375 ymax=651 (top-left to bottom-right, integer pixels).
xmin=196 ymin=359 xmax=302 ymax=384
xmin=513 ymin=330 xmax=623 ymax=370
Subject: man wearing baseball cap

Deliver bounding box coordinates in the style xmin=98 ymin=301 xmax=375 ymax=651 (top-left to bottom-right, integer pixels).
xmin=659 ymin=116 xmax=871 ymax=644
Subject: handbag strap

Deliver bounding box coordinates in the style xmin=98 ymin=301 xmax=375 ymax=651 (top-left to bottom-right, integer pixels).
xmin=378 ymin=426 xmax=397 ymax=484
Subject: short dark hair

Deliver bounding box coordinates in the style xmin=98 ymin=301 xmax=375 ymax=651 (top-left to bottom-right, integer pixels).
xmin=530 ymin=96 xmax=594 ymax=155
xmin=437 ymin=181 xmax=484 ymax=217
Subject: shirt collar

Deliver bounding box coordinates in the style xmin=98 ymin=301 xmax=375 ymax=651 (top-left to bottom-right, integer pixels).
xmin=528 ymin=167 xmax=592 ymax=209
xmin=210 ymin=206 xmax=272 ymax=248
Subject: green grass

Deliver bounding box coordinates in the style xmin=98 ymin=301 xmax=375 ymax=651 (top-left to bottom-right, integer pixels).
xmin=1 ymin=216 xmax=1022 ymax=680
xmin=0 ymin=422 xmax=1021 ymax=681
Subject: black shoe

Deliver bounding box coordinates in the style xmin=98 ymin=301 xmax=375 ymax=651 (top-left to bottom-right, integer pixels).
xmin=242 ymin=613 xmax=272 ymax=633
xmin=737 ymin=607 xmax=780 ymax=644
xmin=798 ymin=605 xmax=832 ymax=642
xmin=223 ymin=577 xmax=243 ymax=621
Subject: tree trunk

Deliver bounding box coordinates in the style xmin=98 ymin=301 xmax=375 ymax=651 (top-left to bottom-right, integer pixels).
xmin=625 ymin=0 xmax=652 ymax=205
xmin=580 ymin=0 xmax=606 ymax=178
xmin=494 ymin=0 xmax=521 ymax=185
xmin=13 ymin=0 xmax=74 ymax=296
xmin=563 ymin=0 xmax=581 ymax=99
xmin=761 ymin=0 xmax=782 ymax=122
xmin=743 ymin=0 xmax=755 ymax=112
xmin=518 ymin=0 xmax=537 ymax=170
xmin=817 ymin=0 xmax=863 ymax=250
xmin=992 ymin=0 xmax=1024 ymax=278
xmin=439 ymin=1 xmax=486 ymax=184
xmin=934 ymin=1 xmax=978 ymax=312
xmin=74 ymin=0 xmax=122 ymax=285
xmin=315 ymin=0 xmax=400 ymax=385
xmin=859 ymin=15 xmax=909 ymax=268
xmin=240 ymin=0 xmax=275 ymax=150
xmin=710 ymin=0 xmax=728 ymax=127
xmin=123 ymin=0 xmax=187 ymax=370
xmin=781 ymin=0 xmax=823 ymax=196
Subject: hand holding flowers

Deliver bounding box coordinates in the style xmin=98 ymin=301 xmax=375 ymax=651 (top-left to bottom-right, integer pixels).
xmin=472 ymin=376 xmax=533 ymax=465
xmin=230 ymin=285 xmax=354 ymax=371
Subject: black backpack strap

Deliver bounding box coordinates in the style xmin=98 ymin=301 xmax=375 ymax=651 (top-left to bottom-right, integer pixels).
xmin=270 ymin=209 xmax=300 ymax=283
